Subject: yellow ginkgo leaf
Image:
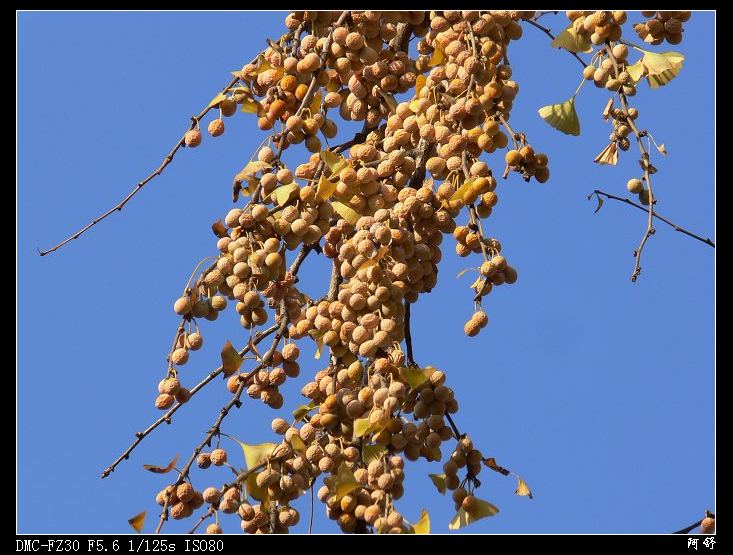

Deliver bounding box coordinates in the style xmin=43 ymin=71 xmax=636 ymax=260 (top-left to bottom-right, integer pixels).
xmin=353 ymin=417 xmax=374 ymax=439
xmin=448 ymin=498 xmax=500 ymax=530
xmin=272 ymin=182 xmax=299 ymax=207
xmin=413 ymin=509 xmax=430 ymax=534
xmin=515 ymin=477 xmax=534 ymax=499
xmin=241 ymin=99 xmax=263 ymax=115
xmin=309 ymin=90 xmax=323 ymax=115
xmin=332 ymin=201 xmax=360 ymax=225
xmin=289 ymin=434 xmax=307 ymax=455
xmin=220 ymin=340 xmax=243 ymax=375
xmin=550 ymin=26 xmax=593 ymax=53
xmin=308 ymin=330 xmax=325 ymax=359
xmin=315 ymin=174 xmax=338 ymax=202
xmin=429 ymin=473 xmax=447 ymax=494
xmin=241 ymin=441 xmax=278 ymax=470
xmin=324 ymin=462 xmax=361 ymax=500
xmin=128 ymin=511 xmax=146 ymax=533
xmin=538 ymin=96 xmax=580 ymax=136
xmin=208 ymin=93 xmax=228 ymax=109
xmin=292 ymin=401 xmax=318 ymax=422
xmin=415 ymin=74 xmax=427 ymax=97
xmin=399 ymin=366 xmax=429 ymax=389
xmin=428 ymin=44 xmax=445 ymax=67
xmin=362 ymin=444 xmax=386 ymax=465
xmin=320 ymin=150 xmax=349 ymax=175
xmin=625 ymin=59 xmax=645 ymax=83
xmin=449 ymin=178 xmax=476 ymax=203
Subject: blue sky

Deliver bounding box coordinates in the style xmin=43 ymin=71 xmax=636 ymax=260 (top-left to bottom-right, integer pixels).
xmin=17 ymin=12 xmax=715 ymax=534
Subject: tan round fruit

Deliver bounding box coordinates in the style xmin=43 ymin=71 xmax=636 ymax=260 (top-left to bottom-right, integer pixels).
xmin=210 ymin=448 xmax=227 ymax=466
xmin=700 ymin=517 xmax=715 ymax=534
xmin=208 ymin=119 xmax=225 ymax=137
xmin=174 ymin=296 xmax=192 ymax=315
xmin=155 ymin=393 xmax=175 ymax=410
xmin=176 ymin=483 xmax=194 ymax=503
xmin=184 ymin=128 xmax=202 ymax=147
xmin=626 ymin=178 xmax=644 ymax=194
xmin=202 ymin=487 xmax=221 ymax=503
xmin=205 ymin=523 xmax=222 ymax=534
xmin=186 ymin=332 xmax=203 ymax=351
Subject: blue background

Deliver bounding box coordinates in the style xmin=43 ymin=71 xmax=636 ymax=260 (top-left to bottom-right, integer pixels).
xmin=17 ymin=11 xmax=715 ymax=534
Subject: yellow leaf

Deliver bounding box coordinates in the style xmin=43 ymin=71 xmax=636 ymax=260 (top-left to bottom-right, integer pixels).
xmin=449 ymin=178 xmax=476 ymax=203
xmin=332 ymin=201 xmax=360 ymax=225
xmin=315 ymin=174 xmax=338 ymax=202
xmin=208 ymin=93 xmax=228 ymax=109
xmin=220 ymin=340 xmax=243 ymax=375
xmin=245 ymin=471 xmax=269 ymax=506
xmin=292 ymin=401 xmax=318 ymax=422
xmin=593 ymin=142 xmax=618 ymax=165
xmin=428 ymin=43 xmax=445 ymax=67
xmin=289 ymin=434 xmax=307 ymax=455
xmin=308 ymin=330 xmax=325 ymax=359
xmin=408 ymin=99 xmax=422 ymax=113
xmin=309 ymin=90 xmax=322 ymax=115
xmin=272 ymin=182 xmax=299 ymax=207
xmin=413 ymin=509 xmax=430 ymax=534
xmin=415 ymin=74 xmax=427 ymax=97
xmin=399 ymin=366 xmax=429 ymax=389
xmin=320 ymin=150 xmax=349 ymax=175
xmin=326 ymin=79 xmax=340 ymax=93
xmin=211 ymin=219 xmax=228 ymax=238
xmin=353 ymin=417 xmax=374 ymax=439
xmin=469 ymin=276 xmax=484 ymax=290
xmin=241 ymin=441 xmax=278 ymax=470
xmin=538 ymin=96 xmax=580 ymax=136
xmin=235 ymin=161 xmax=271 ymax=182
xmin=448 ymin=498 xmax=499 ymax=530
xmin=143 ymin=454 xmax=179 ymax=474
xmin=128 ymin=511 xmax=146 ymax=533
xmin=362 ymin=444 xmax=386 ymax=465
xmin=324 ymin=462 xmax=361 ymax=500
xmin=429 ymin=473 xmax=447 ymax=494
xmin=626 ymin=59 xmax=645 ymax=83
xmin=358 ymin=245 xmax=389 ymax=270
xmin=550 ymin=25 xmax=592 ymax=53
xmin=515 ymin=477 xmax=534 ymax=499
xmin=241 ymin=99 xmax=264 ymax=115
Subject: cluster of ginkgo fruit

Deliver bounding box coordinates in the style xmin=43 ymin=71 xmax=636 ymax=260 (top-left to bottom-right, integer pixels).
xmin=136 ymin=10 xmax=692 ymax=534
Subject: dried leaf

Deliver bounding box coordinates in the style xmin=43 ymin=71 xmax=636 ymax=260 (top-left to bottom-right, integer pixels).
xmin=211 ymin=219 xmax=228 ymax=238
xmin=289 ymin=434 xmax=307 ymax=455
xmin=483 ymin=457 xmax=510 ymax=476
xmin=456 ymin=267 xmax=478 ymax=279
xmin=602 ymin=98 xmax=615 ymax=121
xmin=515 ymin=477 xmax=533 ymax=499
xmin=399 ymin=366 xmax=429 ymax=389
xmin=448 ymin=498 xmax=499 ymax=530
xmin=412 ymin=509 xmax=430 ymax=534
xmin=376 ymin=89 xmax=398 ymax=113
xmin=593 ymin=194 xmax=604 ymax=214
xmin=332 ymin=201 xmax=360 ymax=225
xmin=469 ymin=276 xmax=484 ymax=290
xmin=550 ymin=26 xmax=593 ymax=53
xmin=220 ymin=340 xmax=243 ymax=375
xmin=362 ymin=444 xmax=386 ymax=465
xmin=143 ymin=454 xmax=179 ymax=474
xmin=594 ymin=142 xmax=618 ymax=165
xmin=656 ymin=143 xmax=667 ymax=155
xmin=315 ymin=174 xmax=338 ymax=202
xmin=128 ymin=511 xmax=146 ymax=533
xmin=324 ymin=462 xmax=361 ymax=500
xmin=358 ymin=245 xmax=389 ymax=270
xmin=208 ymin=93 xmax=228 ymax=109
xmin=429 ymin=473 xmax=447 ymax=494
xmin=538 ymin=96 xmax=580 ymax=136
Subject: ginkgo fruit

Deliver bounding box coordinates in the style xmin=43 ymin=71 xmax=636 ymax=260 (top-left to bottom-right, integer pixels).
xmin=184 ymin=128 xmax=202 ymax=148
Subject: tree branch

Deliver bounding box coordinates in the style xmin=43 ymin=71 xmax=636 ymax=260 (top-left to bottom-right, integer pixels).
xmin=523 ymin=18 xmax=587 ymax=68
xmin=590 ymin=190 xmax=714 ymax=248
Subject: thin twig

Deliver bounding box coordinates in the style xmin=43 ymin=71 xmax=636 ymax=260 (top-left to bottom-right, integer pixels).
xmin=524 ymin=18 xmax=587 ymax=68
xmin=39 ymin=49 xmax=267 ymax=256
xmin=673 ymin=511 xmax=715 ymax=534
xmin=188 ymin=507 xmax=215 ymax=534
xmin=590 ymin=190 xmax=714 ymax=248
xmin=101 ymin=324 xmax=279 ymax=478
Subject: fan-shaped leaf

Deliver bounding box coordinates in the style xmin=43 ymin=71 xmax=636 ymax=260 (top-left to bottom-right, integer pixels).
xmin=550 ymin=26 xmax=592 ymax=53
xmin=538 ymin=97 xmax=580 ymax=136
xmin=429 ymin=473 xmax=447 ymax=494
xmin=332 ymin=201 xmax=360 ymax=225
